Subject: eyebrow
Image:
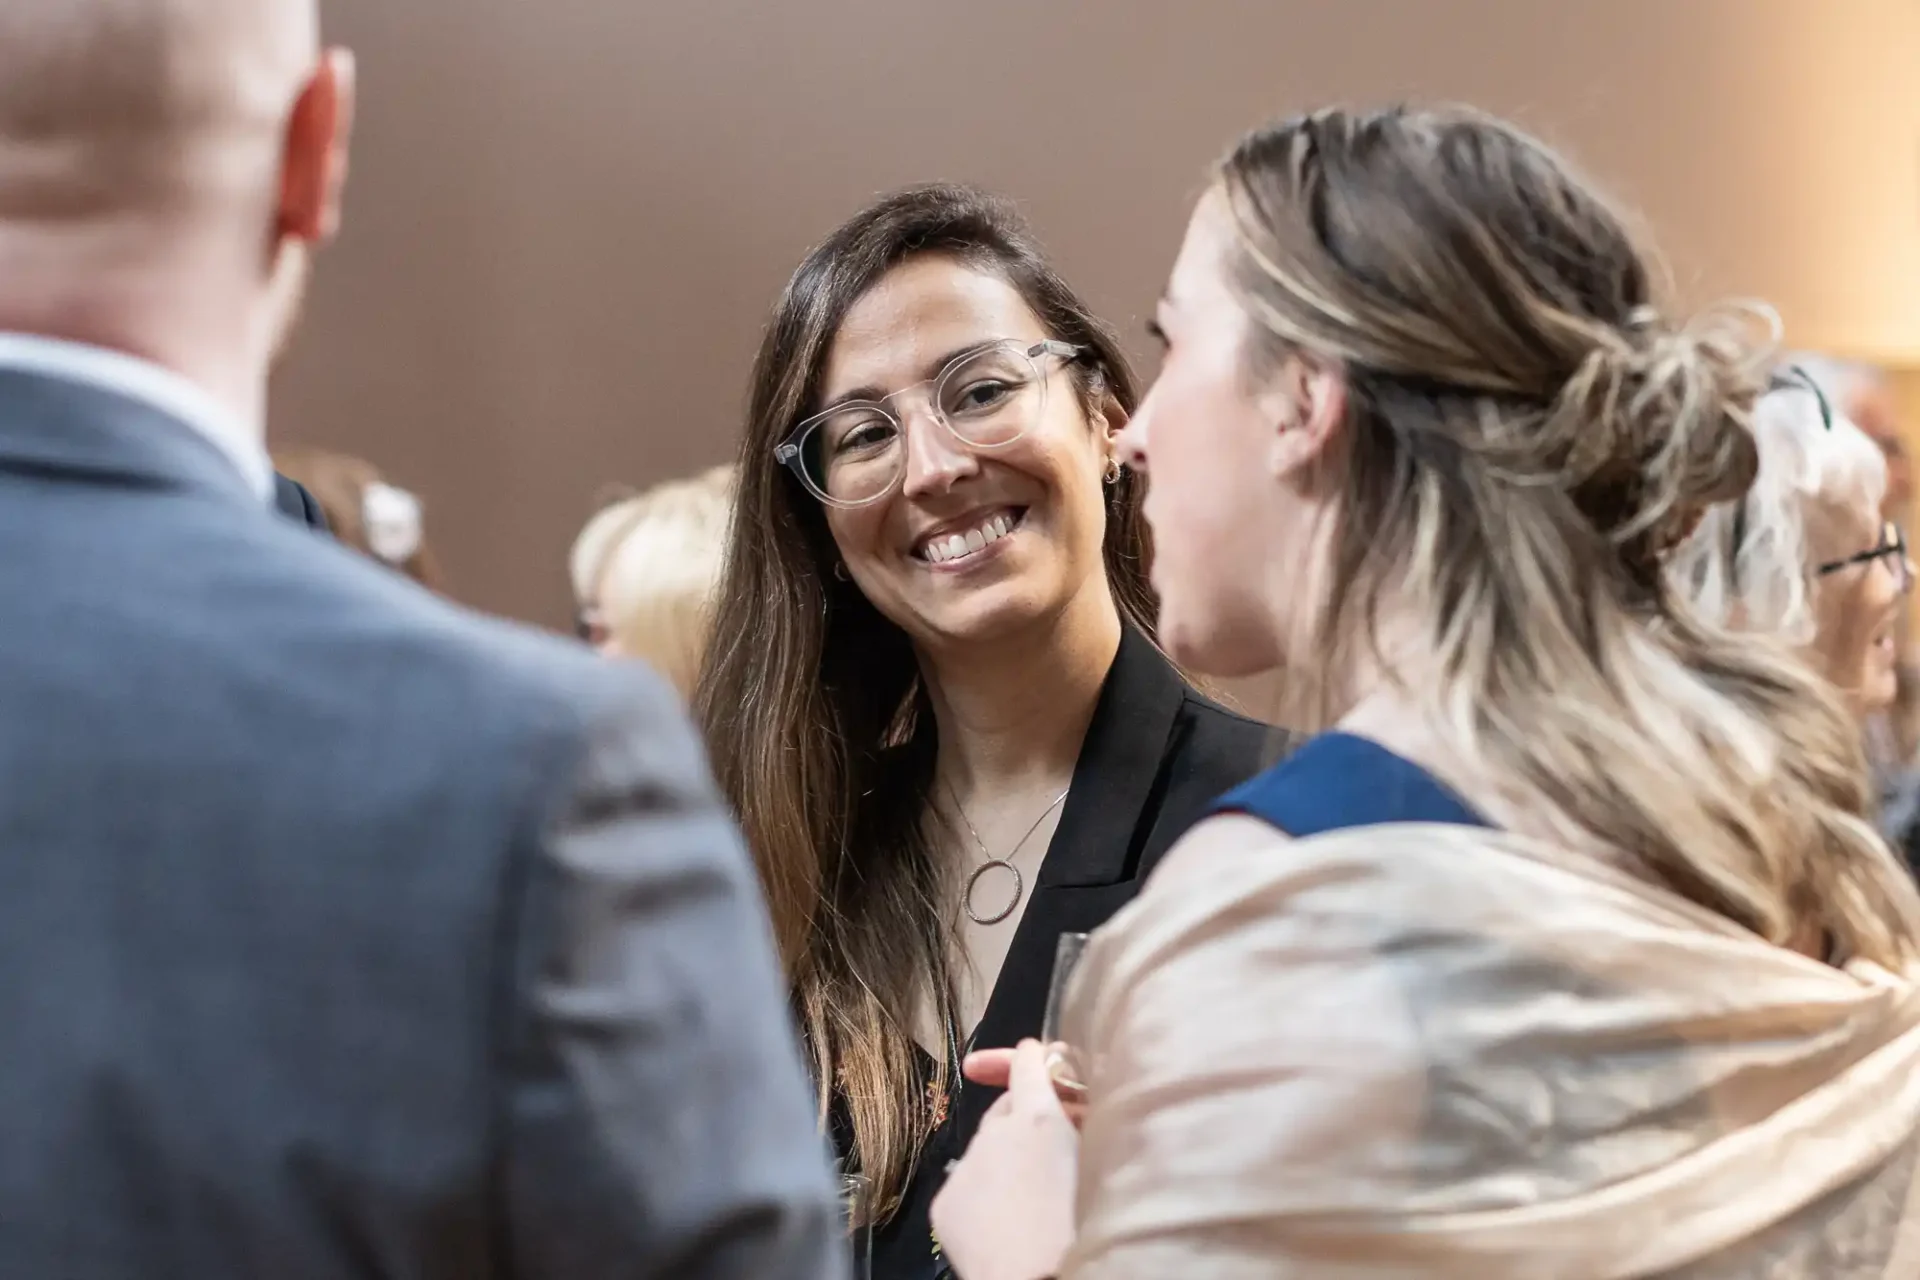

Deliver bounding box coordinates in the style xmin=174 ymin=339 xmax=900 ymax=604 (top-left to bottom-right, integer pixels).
xmin=814 ymin=340 xmax=1004 ymax=416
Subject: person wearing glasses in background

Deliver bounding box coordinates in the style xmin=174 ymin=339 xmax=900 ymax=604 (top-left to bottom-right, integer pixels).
xmin=694 ymin=184 xmax=1282 ymax=1280
xmin=1672 ymin=369 xmax=1918 ymax=870
xmin=1785 ymin=355 xmax=1920 ymax=873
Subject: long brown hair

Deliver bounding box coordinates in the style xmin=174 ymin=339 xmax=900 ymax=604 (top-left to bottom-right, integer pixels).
xmin=694 ymin=184 xmax=1151 ymax=1218
xmin=1215 ymin=105 xmax=1920 ymax=965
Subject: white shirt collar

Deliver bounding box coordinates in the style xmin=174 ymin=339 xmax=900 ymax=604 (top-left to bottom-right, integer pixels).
xmin=0 ymin=332 xmax=273 ymax=501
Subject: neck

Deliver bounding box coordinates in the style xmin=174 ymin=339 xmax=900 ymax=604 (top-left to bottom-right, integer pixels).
xmin=1332 ymin=600 xmax=1594 ymax=850
xmin=0 ymin=224 xmax=274 ymax=435
xmin=921 ymin=584 xmax=1123 ymax=804
xmin=1322 ymin=593 xmax=1461 ymax=763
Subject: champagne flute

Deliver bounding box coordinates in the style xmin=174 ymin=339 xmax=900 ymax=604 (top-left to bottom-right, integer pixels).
xmin=1040 ymin=931 xmax=1091 ymax=1100
xmin=838 ymin=1168 xmax=873 ymax=1280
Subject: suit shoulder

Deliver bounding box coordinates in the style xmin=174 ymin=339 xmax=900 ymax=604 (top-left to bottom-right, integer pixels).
xmin=248 ymin=527 xmax=685 ymax=755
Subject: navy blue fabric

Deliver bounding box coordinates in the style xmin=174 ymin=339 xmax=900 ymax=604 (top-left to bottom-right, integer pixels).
xmin=1212 ymin=731 xmax=1490 ymax=836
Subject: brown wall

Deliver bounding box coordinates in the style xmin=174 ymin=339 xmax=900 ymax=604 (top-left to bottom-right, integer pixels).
xmin=274 ymin=0 xmax=1920 ymax=630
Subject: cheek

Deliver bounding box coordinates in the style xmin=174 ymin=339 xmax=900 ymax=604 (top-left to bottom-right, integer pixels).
xmin=1145 ymin=379 xmax=1259 ymax=535
xmin=1815 ymin=579 xmax=1876 ymax=669
xmin=1017 ymin=417 xmax=1106 ymax=531
xmin=823 ymin=506 xmax=888 ymax=566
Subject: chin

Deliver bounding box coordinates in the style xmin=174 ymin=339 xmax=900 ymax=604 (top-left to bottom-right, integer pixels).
xmin=1863 ymin=674 xmax=1900 ymax=720
xmin=1158 ymin=600 xmax=1281 ymax=681
xmin=901 ymin=580 xmax=1057 ymax=649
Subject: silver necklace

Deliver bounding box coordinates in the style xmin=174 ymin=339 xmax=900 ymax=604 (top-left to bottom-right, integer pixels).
xmin=945 ymin=782 xmax=1070 ymax=926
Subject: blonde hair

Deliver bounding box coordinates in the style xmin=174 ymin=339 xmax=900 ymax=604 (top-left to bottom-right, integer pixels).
xmin=1215 ymin=105 xmax=1920 ymax=967
xmin=572 ymin=464 xmax=735 ymax=696
xmin=1671 ymin=377 xmax=1888 ymax=643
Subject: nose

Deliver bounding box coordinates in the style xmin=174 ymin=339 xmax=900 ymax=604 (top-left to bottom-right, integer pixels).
xmin=899 ymin=401 xmax=980 ymax=498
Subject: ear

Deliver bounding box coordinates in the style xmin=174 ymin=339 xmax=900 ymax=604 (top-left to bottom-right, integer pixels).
xmin=277 ymin=48 xmax=357 ymax=245
xmin=1262 ymin=355 xmax=1347 ymax=478
xmin=1093 ymin=389 xmax=1129 ymax=467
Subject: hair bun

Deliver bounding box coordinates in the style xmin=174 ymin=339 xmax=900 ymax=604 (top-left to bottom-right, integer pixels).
xmin=1555 ymin=300 xmax=1778 ymax=580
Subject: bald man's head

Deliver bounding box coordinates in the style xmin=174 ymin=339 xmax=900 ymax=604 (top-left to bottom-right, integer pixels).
xmin=0 ymin=0 xmax=324 ymax=218
xmin=0 ymin=0 xmax=352 ymax=428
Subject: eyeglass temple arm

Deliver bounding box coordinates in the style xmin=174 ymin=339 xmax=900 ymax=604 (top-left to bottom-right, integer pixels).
xmin=1770 ymin=364 xmax=1835 ymax=431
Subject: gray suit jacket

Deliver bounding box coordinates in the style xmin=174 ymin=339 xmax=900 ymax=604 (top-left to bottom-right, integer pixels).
xmin=0 ymin=368 xmax=844 ymax=1280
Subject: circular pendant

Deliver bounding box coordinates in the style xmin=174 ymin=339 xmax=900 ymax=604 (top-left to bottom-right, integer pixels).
xmin=964 ymin=859 xmax=1024 ymax=925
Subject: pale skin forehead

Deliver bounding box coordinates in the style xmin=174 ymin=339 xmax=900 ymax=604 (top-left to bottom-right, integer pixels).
xmin=1803 ymin=469 xmax=1885 ymax=562
xmin=1166 ymin=192 xmax=1239 ymax=305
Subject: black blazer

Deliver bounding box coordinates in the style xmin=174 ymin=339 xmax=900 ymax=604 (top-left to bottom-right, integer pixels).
xmin=273 ymin=472 xmax=329 ymax=532
xmin=860 ymin=625 xmax=1290 ymax=1280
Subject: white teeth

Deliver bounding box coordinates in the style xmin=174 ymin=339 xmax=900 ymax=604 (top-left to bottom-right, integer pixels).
xmin=920 ymin=511 xmax=1020 ymax=564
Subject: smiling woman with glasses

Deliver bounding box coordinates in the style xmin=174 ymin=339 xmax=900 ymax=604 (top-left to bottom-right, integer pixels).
xmin=694 ymin=184 xmax=1282 ymax=1280
xmin=1672 ymin=370 xmax=1913 ymax=719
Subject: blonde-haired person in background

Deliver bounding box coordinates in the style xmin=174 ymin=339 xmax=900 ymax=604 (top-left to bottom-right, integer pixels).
xmin=570 ymin=464 xmax=734 ymax=696
xmin=932 ymin=105 xmax=1920 ymax=1280
xmin=273 ymin=448 xmax=441 ymax=589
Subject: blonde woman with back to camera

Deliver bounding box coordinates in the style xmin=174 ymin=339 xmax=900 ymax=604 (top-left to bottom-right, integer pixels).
xmin=934 ymin=106 xmax=1920 ymax=1280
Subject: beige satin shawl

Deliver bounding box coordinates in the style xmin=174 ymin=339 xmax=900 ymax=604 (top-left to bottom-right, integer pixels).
xmin=1061 ymin=824 xmax=1920 ymax=1279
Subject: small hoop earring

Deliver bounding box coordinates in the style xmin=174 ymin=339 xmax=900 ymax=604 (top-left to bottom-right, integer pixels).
xmin=1103 ymin=457 xmax=1122 ymax=485
xmin=833 ymin=560 xmax=851 ymax=582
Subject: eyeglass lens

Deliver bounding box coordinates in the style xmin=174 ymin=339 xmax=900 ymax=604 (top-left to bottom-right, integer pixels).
xmin=792 ymin=344 xmax=1048 ymax=506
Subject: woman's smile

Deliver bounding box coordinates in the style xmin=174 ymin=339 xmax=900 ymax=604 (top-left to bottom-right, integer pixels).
xmin=911 ymin=506 xmax=1028 ymax=571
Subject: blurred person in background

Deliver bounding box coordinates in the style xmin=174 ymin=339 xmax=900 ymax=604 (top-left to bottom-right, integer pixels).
xmin=0 ymin=0 xmax=842 ymax=1276
xmin=1671 ymin=371 xmax=1911 ymax=719
xmin=696 ymin=184 xmax=1277 ymax=1280
xmin=1791 ymin=355 xmax=1920 ymax=863
xmin=570 ymin=463 xmax=734 ymax=695
xmin=933 ymin=105 xmax=1920 ymax=1280
xmin=274 ymin=447 xmax=442 ymax=587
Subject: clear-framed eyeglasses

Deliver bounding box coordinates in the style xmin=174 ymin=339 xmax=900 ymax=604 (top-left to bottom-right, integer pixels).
xmin=773 ymin=338 xmax=1086 ymax=509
